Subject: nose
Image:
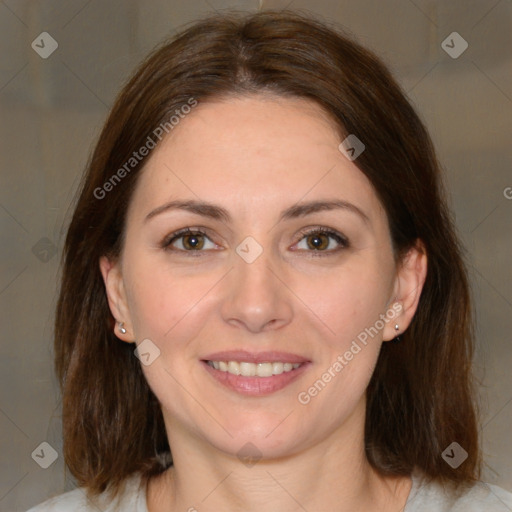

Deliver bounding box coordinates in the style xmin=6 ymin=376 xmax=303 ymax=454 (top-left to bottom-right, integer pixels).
xmin=220 ymin=248 xmax=294 ymax=334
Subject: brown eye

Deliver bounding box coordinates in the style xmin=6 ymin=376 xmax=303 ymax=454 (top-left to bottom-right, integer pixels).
xmin=162 ymin=228 xmax=216 ymax=252
xmin=181 ymin=233 xmax=205 ymax=250
xmin=305 ymin=233 xmax=330 ymax=250
xmin=295 ymin=228 xmax=349 ymax=254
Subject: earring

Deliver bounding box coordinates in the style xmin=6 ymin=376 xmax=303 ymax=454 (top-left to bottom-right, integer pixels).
xmin=392 ymin=324 xmax=401 ymax=343
xmin=118 ymin=322 xmax=127 ymax=334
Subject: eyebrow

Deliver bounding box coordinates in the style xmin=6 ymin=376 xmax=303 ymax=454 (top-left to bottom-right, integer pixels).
xmin=144 ymin=198 xmax=370 ymax=225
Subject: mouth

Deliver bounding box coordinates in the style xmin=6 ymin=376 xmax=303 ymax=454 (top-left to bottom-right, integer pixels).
xmin=206 ymin=360 xmax=302 ymax=377
xmin=201 ymin=351 xmax=310 ymax=396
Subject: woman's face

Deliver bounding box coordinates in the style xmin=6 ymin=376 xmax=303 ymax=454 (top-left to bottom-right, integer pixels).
xmin=102 ymin=94 xmax=417 ymax=459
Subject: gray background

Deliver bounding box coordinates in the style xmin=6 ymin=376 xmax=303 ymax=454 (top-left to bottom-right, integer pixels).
xmin=0 ymin=0 xmax=511 ymax=510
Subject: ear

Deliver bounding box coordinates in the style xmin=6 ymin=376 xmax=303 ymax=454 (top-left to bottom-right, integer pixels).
xmin=382 ymin=240 xmax=428 ymax=341
xmin=99 ymin=255 xmax=135 ymax=343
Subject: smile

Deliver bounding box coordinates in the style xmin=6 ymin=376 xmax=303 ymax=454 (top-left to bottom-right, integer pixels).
xmin=207 ymin=360 xmax=302 ymax=377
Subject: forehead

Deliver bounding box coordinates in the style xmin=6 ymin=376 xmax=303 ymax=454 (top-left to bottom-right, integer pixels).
xmin=127 ymin=94 xmax=384 ymax=226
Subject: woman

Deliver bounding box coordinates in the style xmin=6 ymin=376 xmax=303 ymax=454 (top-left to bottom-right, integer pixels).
xmin=28 ymin=10 xmax=512 ymax=512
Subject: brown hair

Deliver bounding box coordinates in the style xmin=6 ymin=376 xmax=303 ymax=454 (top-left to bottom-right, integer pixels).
xmin=55 ymin=9 xmax=481 ymax=500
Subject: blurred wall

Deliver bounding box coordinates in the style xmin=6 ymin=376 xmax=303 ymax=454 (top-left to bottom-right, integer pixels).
xmin=1 ymin=1 xmax=511 ymax=510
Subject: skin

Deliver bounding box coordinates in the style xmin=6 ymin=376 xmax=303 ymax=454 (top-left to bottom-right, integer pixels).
xmin=100 ymin=94 xmax=427 ymax=512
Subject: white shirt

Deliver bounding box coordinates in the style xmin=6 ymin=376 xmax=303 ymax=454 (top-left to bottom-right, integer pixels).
xmin=27 ymin=467 xmax=512 ymax=511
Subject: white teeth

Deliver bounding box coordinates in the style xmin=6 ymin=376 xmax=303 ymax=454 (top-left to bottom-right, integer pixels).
xmin=272 ymin=362 xmax=284 ymax=374
xmin=228 ymin=361 xmax=240 ymax=375
xmin=240 ymin=362 xmax=256 ymax=377
xmin=208 ymin=360 xmax=301 ymax=377
xmin=256 ymin=362 xmax=274 ymax=377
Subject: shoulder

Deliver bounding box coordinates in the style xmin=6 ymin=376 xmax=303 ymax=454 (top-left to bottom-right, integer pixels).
xmin=446 ymin=482 xmax=512 ymax=511
xmin=406 ymin=468 xmax=512 ymax=512
xmin=26 ymin=487 xmax=90 ymax=512
xmin=26 ymin=474 xmax=148 ymax=512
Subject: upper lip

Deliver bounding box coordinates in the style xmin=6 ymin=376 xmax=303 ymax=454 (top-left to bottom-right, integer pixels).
xmin=202 ymin=350 xmax=310 ymax=364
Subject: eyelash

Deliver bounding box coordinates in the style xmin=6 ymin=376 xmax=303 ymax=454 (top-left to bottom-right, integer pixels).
xmin=161 ymin=226 xmax=349 ymax=257
xmin=295 ymin=227 xmax=350 ymax=256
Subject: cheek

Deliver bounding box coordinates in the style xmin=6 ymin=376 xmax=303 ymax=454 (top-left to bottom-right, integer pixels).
xmin=296 ymin=279 xmax=386 ymax=426
xmin=123 ymin=259 xmax=218 ymax=427
xmin=124 ymin=255 xmax=212 ymax=341
xmin=299 ymin=258 xmax=393 ymax=350
xmin=291 ymin=255 xmax=393 ymax=409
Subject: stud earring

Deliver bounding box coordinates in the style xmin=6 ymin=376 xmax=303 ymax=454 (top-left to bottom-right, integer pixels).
xmin=392 ymin=324 xmax=401 ymax=343
xmin=118 ymin=322 xmax=127 ymax=334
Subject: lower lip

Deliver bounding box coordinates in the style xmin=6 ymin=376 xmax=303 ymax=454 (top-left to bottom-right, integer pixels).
xmin=201 ymin=361 xmax=310 ymax=396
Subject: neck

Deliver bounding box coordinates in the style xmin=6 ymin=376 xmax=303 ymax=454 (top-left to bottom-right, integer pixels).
xmin=147 ymin=400 xmax=412 ymax=512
